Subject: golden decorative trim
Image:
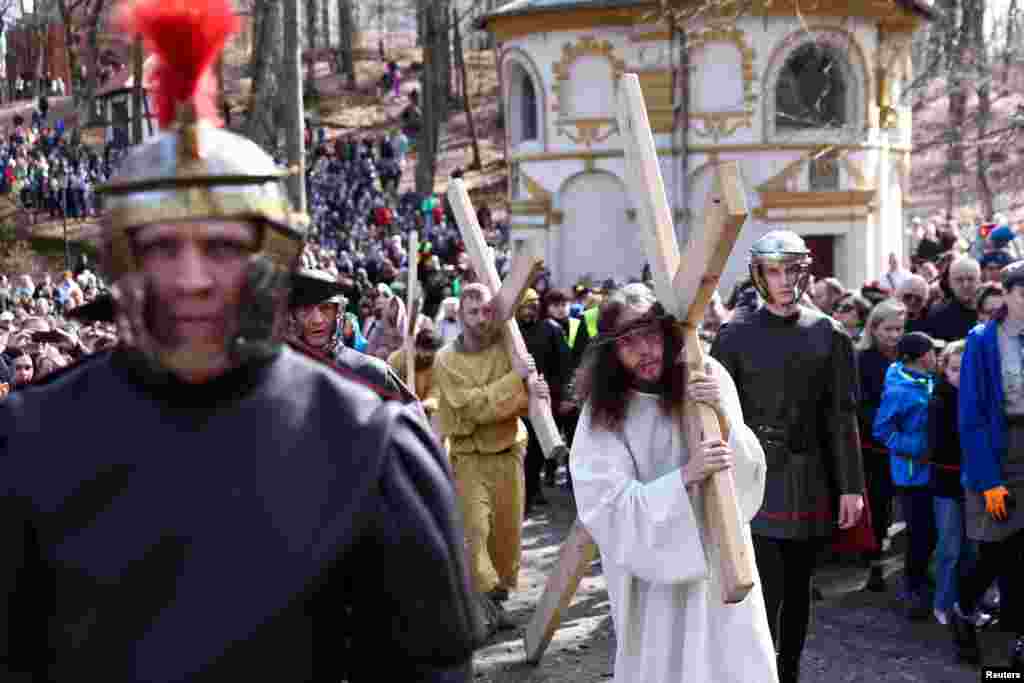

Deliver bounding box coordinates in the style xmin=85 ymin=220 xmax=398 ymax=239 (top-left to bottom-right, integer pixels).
xmin=687 ymin=27 xmax=757 ymax=141
xmin=521 ymin=171 xmax=552 ymax=201
xmin=508 ymin=199 xmax=550 ymax=216
xmin=756 ymin=145 xmax=837 ymax=192
xmin=509 ymin=143 xmax=912 ymax=163
xmin=552 ymin=36 xmax=626 ymax=147
xmin=557 ymin=117 xmax=619 ymax=146
xmin=483 ymin=3 xmax=921 ymax=41
xmin=692 ymin=111 xmax=755 ymax=142
xmin=631 ymin=29 xmax=670 ymax=42
xmin=753 ymin=212 xmax=868 ymax=224
xmin=759 ymin=189 xmax=877 ymax=209
xmin=840 ymin=152 xmax=868 ymax=189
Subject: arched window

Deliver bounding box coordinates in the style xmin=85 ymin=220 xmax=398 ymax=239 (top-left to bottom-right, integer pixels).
xmin=775 ymin=43 xmax=848 ymax=131
xmin=521 ymin=75 xmax=538 ymax=141
xmin=508 ymin=61 xmax=540 ymax=146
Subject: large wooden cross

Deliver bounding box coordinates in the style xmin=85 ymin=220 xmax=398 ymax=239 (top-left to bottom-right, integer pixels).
xmin=446 ymin=181 xmax=567 ymax=462
xmin=618 ymin=72 xmax=754 ymax=605
xmin=520 ymin=73 xmax=755 ymax=665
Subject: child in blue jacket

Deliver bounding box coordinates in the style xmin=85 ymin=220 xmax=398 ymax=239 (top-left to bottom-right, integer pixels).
xmin=874 ymin=331 xmax=938 ymax=620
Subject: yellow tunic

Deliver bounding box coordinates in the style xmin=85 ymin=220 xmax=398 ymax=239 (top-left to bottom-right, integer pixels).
xmin=433 ymin=340 xmax=529 ymax=455
xmin=433 ymin=338 xmax=530 ymax=594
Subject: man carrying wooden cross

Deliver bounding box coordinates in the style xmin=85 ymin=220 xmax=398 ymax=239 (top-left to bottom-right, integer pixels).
xmin=434 ymin=281 xmax=550 ymax=634
xmin=569 ymin=281 xmax=778 ymax=682
xmin=710 ymin=230 xmax=865 ymax=683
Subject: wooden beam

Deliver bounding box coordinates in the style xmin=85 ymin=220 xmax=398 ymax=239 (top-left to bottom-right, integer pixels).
xmin=493 ymin=246 xmax=544 ymax=324
xmin=405 ymin=230 xmax=419 ymax=393
xmin=446 ymin=180 xmax=567 ymax=462
xmin=523 ymin=520 xmax=597 ymax=664
xmin=617 ymin=73 xmax=755 ymax=605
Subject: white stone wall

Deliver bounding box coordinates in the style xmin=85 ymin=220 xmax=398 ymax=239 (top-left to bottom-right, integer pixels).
xmin=500 ymin=13 xmax=913 ymax=294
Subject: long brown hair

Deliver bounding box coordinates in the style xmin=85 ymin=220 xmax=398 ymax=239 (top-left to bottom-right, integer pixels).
xmin=575 ymin=285 xmax=687 ymax=433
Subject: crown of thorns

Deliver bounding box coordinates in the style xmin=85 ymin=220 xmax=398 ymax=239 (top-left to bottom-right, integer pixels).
xmin=592 ymin=303 xmax=677 ymax=348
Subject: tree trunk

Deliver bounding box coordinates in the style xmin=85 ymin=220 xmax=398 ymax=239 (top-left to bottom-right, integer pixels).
xmin=337 ymin=0 xmax=355 ymax=87
xmin=283 ymin=0 xmax=306 ymax=213
xmin=306 ymin=0 xmax=318 ymax=48
xmin=415 ymin=0 xmax=441 ymax=195
xmin=969 ymin=0 xmax=994 ymax=218
xmin=245 ymin=0 xmax=284 ymax=151
xmin=83 ymin=0 xmax=103 ymax=125
xmin=1006 ymin=0 xmax=1018 ymax=82
xmin=132 ymin=34 xmax=143 ymax=144
xmin=453 ymin=11 xmax=480 ymax=171
xmin=439 ymin=0 xmax=452 ymax=115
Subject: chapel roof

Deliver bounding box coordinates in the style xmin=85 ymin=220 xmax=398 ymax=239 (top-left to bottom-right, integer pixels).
xmin=481 ymin=0 xmax=936 ymax=27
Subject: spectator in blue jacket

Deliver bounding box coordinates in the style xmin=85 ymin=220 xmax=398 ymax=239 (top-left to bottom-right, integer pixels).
xmin=875 ymin=331 xmax=938 ymax=620
xmin=953 ymin=260 xmax=1024 ymax=669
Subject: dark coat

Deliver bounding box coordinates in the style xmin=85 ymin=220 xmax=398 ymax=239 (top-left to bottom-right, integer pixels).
xmin=711 ymin=305 xmax=865 ymax=540
xmin=522 ymin=317 xmax=571 ymax=408
xmin=921 ymin=298 xmax=978 ymax=342
xmin=0 ymin=348 xmax=480 ymax=682
xmin=928 ymin=379 xmax=965 ymax=500
xmin=857 ymin=347 xmax=893 ymax=459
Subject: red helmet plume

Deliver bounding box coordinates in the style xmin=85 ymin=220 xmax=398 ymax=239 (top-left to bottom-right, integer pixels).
xmin=115 ymin=0 xmax=240 ymax=128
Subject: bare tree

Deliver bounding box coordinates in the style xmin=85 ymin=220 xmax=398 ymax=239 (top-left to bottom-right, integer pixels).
xmin=245 ymin=0 xmax=284 ymax=151
xmin=415 ymin=0 xmax=443 ymax=194
xmin=337 ymin=0 xmax=355 ymax=87
xmin=283 ymin=0 xmax=306 ymax=212
xmin=55 ymin=0 xmax=89 ymax=103
xmin=81 ymin=0 xmax=105 ymax=124
xmin=452 ymin=7 xmax=480 ymax=170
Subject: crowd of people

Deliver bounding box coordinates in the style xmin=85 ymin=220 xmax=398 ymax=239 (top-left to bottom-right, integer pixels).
xmin=1 ymin=39 xmax=1020 ymax=679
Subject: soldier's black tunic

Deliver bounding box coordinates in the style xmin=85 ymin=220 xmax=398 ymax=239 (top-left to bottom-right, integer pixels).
xmin=711 ymin=305 xmax=865 ymax=540
xmin=0 ymin=347 xmax=480 ymax=682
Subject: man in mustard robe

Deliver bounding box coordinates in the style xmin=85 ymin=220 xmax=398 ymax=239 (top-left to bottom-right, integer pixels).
xmin=434 ymin=282 xmax=548 ymax=632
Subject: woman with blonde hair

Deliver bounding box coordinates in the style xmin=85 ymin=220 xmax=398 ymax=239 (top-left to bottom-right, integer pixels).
xmin=856 ymin=298 xmax=908 ymax=591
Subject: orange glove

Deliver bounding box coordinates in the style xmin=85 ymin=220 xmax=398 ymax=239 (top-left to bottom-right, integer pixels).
xmin=984 ymin=486 xmax=1010 ymax=521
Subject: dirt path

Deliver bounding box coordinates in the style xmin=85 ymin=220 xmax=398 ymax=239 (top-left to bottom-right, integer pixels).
xmin=472 ymin=480 xmax=996 ymax=682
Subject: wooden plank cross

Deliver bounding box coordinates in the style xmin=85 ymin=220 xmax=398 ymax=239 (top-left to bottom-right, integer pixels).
xmin=617 ymin=73 xmax=754 ymax=604
xmin=405 ymin=229 xmax=421 ymax=391
xmin=520 ymin=73 xmax=756 ymax=666
xmin=446 ymin=180 xmax=568 ymax=462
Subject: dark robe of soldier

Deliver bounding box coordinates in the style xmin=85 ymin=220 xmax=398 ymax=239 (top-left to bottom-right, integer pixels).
xmin=0 ymin=0 xmax=480 ymax=679
xmin=0 ymin=347 xmax=479 ymax=682
xmin=710 ymin=230 xmax=864 ymax=683
xmin=712 ymin=306 xmax=864 ymax=539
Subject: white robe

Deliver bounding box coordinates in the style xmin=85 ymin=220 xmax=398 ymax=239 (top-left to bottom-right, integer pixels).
xmin=570 ymin=357 xmax=778 ymax=683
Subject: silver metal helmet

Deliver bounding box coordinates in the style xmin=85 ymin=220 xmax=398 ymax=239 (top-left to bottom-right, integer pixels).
xmin=748 ymin=230 xmax=813 ymax=303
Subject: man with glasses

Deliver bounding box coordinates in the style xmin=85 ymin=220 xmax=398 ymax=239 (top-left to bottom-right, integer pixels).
xmin=711 ymin=230 xmax=864 ymax=683
xmin=923 ymin=256 xmax=981 ymax=342
xmin=896 ymin=274 xmax=931 ymax=334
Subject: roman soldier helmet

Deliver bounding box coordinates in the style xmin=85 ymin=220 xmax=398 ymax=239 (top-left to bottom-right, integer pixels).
xmin=288 ymin=268 xmax=348 ymax=356
xmin=748 ymin=230 xmax=813 ymax=303
xmin=97 ymin=0 xmax=307 ymax=373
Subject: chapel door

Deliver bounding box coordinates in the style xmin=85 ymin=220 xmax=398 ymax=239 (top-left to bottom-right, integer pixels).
xmin=804 ymin=235 xmax=834 ymax=279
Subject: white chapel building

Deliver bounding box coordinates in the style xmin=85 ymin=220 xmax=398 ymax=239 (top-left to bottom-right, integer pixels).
xmin=480 ymin=0 xmax=935 ymax=292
